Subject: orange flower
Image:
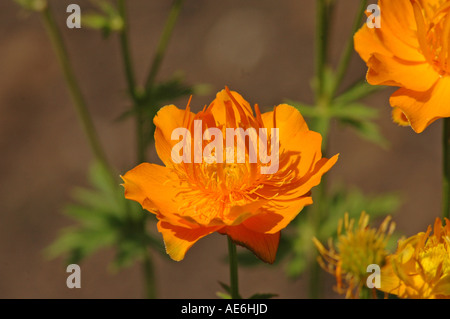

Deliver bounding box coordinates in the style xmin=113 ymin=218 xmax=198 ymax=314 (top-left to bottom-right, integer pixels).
xmin=354 ymin=0 xmax=450 ymax=133
xmin=380 ymin=218 xmax=450 ymax=299
xmin=122 ymin=88 xmax=338 ymax=263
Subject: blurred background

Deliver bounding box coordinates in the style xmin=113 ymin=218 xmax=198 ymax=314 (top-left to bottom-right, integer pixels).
xmin=0 ymin=0 xmax=442 ymax=298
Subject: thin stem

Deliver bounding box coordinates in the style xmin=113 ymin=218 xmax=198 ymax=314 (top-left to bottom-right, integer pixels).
xmin=360 ymin=286 xmax=371 ymax=299
xmin=41 ymin=5 xmax=114 ymax=181
xmin=309 ymin=0 xmax=334 ymax=299
xmin=117 ymin=0 xmax=138 ymax=101
xmin=330 ymin=0 xmax=367 ymax=99
xmin=443 ymin=118 xmax=450 ymax=219
xmin=116 ymin=0 xmax=146 ymax=163
xmin=142 ymin=249 xmax=157 ymax=299
xmin=227 ymin=237 xmax=240 ymax=299
xmin=315 ymin=0 xmax=328 ymax=100
xmin=144 ymin=0 xmax=184 ymax=91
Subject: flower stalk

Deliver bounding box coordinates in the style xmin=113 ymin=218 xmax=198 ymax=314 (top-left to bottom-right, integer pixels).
xmin=144 ymin=0 xmax=184 ymax=91
xmin=41 ymin=5 xmax=115 ymax=184
xmin=227 ymin=237 xmax=240 ymax=299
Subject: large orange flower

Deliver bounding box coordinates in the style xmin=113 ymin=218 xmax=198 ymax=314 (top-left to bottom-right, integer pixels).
xmin=355 ymin=0 xmax=450 ymax=133
xmin=122 ymin=88 xmax=338 ymax=263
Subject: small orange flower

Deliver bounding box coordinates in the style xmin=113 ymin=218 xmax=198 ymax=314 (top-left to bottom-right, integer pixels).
xmin=380 ymin=218 xmax=450 ymax=299
xmin=354 ymin=0 xmax=450 ymax=133
xmin=122 ymin=88 xmax=338 ymax=263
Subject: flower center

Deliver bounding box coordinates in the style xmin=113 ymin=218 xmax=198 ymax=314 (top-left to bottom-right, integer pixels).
xmin=418 ymin=1 xmax=450 ymax=74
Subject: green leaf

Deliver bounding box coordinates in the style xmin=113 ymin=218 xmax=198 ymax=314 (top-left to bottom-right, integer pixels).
xmin=330 ymin=103 xmax=378 ymax=121
xmin=248 ymin=293 xmax=278 ymax=299
xmin=339 ymin=117 xmax=388 ymax=148
xmin=216 ymin=292 xmax=232 ymax=299
xmin=334 ymin=80 xmax=385 ymax=105
xmin=47 ymin=162 xmax=165 ymax=271
xmin=285 ymin=101 xmax=322 ymax=119
xmin=46 ymin=226 xmax=117 ymax=264
xmin=218 ymin=281 xmax=231 ymax=294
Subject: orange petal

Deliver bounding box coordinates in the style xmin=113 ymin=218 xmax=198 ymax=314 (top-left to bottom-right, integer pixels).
xmin=242 ymin=195 xmax=313 ymax=234
xmin=220 ymin=225 xmax=280 ymax=264
xmin=367 ymin=54 xmax=439 ymax=91
xmin=157 ymin=221 xmax=222 ymax=261
xmin=154 ymin=104 xmax=195 ymax=166
xmin=121 ymin=163 xmax=193 ymax=228
xmin=390 ymin=76 xmax=450 ymax=133
xmin=208 ymin=88 xmax=255 ymax=128
xmin=354 ymin=1 xmax=424 ymax=63
xmin=377 ymin=0 xmax=423 ymax=61
xmin=261 ymin=104 xmax=309 ymax=144
xmin=354 ymin=24 xmax=391 ymax=62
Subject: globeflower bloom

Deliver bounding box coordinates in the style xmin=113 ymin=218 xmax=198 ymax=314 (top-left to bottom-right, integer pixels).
xmin=379 ymin=218 xmax=450 ymax=299
xmin=354 ymin=0 xmax=450 ymax=133
xmin=313 ymin=212 xmax=395 ymax=298
xmin=122 ymin=88 xmax=338 ymax=263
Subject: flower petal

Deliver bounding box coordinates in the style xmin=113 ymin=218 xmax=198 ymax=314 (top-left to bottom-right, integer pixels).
xmin=220 ymin=225 xmax=280 ymax=264
xmin=157 ymin=221 xmax=222 ymax=261
xmin=367 ymin=53 xmax=439 ymax=91
xmin=390 ymin=76 xmax=450 ymax=133
xmin=154 ymin=104 xmax=195 ymax=166
xmin=121 ymin=163 xmax=194 ymax=228
xmin=242 ymin=195 xmax=313 ymax=234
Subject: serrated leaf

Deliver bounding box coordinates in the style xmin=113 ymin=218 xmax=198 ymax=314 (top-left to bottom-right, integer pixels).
xmin=46 ymin=226 xmax=117 ymax=264
xmin=248 ymin=293 xmax=278 ymax=299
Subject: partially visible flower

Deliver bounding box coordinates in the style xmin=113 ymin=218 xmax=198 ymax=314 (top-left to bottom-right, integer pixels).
xmin=122 ymin=88 xmax=338 ymax=263
xmin=354 ymin=0 xmax=450 ymax=133
xmin=314 ymin=212 xmax=395 ymax=298
xmin=379 ymin=218 xmax=450 ymax=299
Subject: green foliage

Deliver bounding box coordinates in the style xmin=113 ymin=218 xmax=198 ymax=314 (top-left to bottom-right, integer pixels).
xmin=14 ymin=0 xmax=47 ymax=11
xmin=117 ymin=74 xmax=210 ymax=151
xmin=288 ymin=93 xmax=387 ymax=148
xmin=285 ymin=185 xmax=402 ymax=278
xmin=46 ymin=162 xmax=165 ymax=271
xmin=82 ymin=1 xmax=124 ymax=38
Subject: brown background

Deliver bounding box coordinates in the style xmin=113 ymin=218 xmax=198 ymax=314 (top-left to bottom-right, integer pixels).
xmin=0 ymin=0 xmax=442 ymax=298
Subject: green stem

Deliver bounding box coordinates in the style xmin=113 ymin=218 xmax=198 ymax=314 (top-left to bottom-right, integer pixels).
xmin=330 ymin=0 xmax=367 ymax=99
xmin=309 ymin=0 xmax=334 ymax=300
xmin=227 ymin=237 xmax=240 ymax=299
xmin=360 ymin=286 xmax=371 ymax=299
xmin=144 ymin=0 xmax=184 ymax=91
xmin=443 ymin=118 xmax=450 ymax=219
xmin=116 ymin=0 xmax=146 ymax=163
xmin=117 ymin=0 xmax=138 ymax=100
xmin=117 ymin=0 xmax=157 ymax=299
xmin=41 ymin=5 xmax=114 ymax=181
xmin=315 ymin=0 xmax=328 ymax=100
xmin=142 ymin=249 xmax=157 ymax=299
